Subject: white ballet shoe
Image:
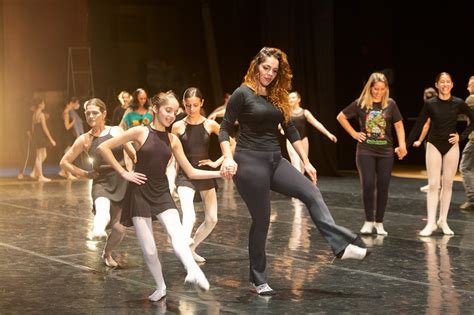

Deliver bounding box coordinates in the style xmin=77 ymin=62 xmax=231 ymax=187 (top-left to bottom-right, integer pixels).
xmin=102 ymin=252 xmax=118 ymax=267
xmin=340 ymin=244 xmax=370 ymax=260
xmin=374 ymin=222 xmax=388 ymax=236
xmin=185 ymin=269 xmax=210 ymax=291
xmin=148 ymin=288 xmax=166 ymax=301
xmin=251 ymin=282 xmax=275 ymax=296
xmin=191 ymin=251 xmax=206 ymax=263
xmin=419 ymin=223 xmax=438 ymax=236
xmin=359 ymin=221 xmax=374 ymax=234
xmin=437 ymin=220 xmax=454 ymax=235
xmin=88 ymin=230 xmax=107 ymax=241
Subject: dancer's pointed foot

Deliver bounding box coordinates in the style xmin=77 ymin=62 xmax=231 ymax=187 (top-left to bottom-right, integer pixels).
xmin=338 ymin=244 xmax=371 ymax=260
xmin=101 ymin=252 xmax=118 ymax=267
xmin=437 ymin=220 xmax=454 ymax=235
xmin=37 ymin=176 xmax=51 ymax=182
xmin=191 ymin=250 xmax=206 ymax=263
xmin=185 ymin=269 xmax=210 ymax=291
xmin=148 ymin=288 xmax=166 ymax=301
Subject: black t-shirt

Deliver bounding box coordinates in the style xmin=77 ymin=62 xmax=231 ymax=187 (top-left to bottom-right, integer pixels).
xmin=407 ymin=96 xmax=474 ymax=145
xmin=342 ymin=99 xmax=403 ymax=157
xmin=219 ymin=85 xmax=300 ymax=151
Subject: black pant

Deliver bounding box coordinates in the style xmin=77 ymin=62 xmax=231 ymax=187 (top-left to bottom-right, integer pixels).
xmin=233 ymin=150 xmax=356 ymax=285
xmin=355 ymin=154 xmax=394 ymax=222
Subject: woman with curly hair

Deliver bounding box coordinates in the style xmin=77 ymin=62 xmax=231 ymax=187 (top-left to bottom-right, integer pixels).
xmin=219 ymin=47 xmax=370 ymax=296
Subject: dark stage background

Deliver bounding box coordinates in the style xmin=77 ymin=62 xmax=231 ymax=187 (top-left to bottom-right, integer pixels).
xmin=1 ymin=0 xmax=473 ymax=174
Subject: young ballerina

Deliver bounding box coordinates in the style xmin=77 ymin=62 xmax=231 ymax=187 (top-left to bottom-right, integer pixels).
xmin=30 ymin=98 xmax=56 ymax=182
xmin=172 ymin=87 xmax=228 ymax=262
xmin=337 ymin=72 xmax=407 ymax=236
xmin=98 ymin=91 xmax=222 ymax=301
xmin=286 ymin=91 xmax=337 ymax=173
xmin=60 ymin=98 xmax=134 ymax=267
xmin=219 ymin=47 xmax=369 ymax=296
xmin=408 ymin=72 xmax=474 ymax=236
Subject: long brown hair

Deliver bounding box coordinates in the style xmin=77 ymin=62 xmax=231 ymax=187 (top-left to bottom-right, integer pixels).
xmin=243 ymin=47 xmax=293 ymax=122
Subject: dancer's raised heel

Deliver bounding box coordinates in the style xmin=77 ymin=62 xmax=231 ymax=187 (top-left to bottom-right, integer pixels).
xmin=359 ymin=221 xmax=374 ymax=234
xmin=148 ymin=288 xmax=166 ymax=301
xmin=437 ymin=220 xmax=454 ymax=235
xmin=102 ymin=252 xmax=118 ymax=267
xmin=419 ymin=223 xmax=437 ymax=236
xmin=185 ymin=269 xmax=210 ymax=291
xmin=191 ymin=250 xmax=206 ymax=263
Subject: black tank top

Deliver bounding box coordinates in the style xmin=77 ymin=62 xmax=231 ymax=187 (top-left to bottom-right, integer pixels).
xmin=290 ymin=109 xmax=307 ymax=139
xmin=88 ymin=128 xmax=124 ymax=172
xmin=135 ymin=125 xmax=171 ymax=179
xmin=178 ymin=121 xmax=210 ymax=168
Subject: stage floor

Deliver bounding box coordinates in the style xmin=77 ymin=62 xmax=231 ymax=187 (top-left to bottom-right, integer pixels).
xmin=1 ymin=173 xmax=473 ymax=313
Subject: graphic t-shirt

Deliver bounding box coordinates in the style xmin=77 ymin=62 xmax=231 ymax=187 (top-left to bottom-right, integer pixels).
xmin=342 ymin=99 xmax=403 ymax=157
xmin=123 ymin=111 xmax=153 ymax=129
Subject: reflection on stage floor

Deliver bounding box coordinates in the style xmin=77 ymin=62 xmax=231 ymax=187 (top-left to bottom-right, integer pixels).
xmin=0 ymin=172 xmax=473 ymax=313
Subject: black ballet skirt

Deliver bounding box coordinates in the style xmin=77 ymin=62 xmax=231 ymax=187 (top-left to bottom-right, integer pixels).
xmin=31 ymin=122 xmax=49 ymax=149
xmin=88 ymin=129 xmax=128 ymax=211
xmin=121 ymin=126 xmax=177 ymax=227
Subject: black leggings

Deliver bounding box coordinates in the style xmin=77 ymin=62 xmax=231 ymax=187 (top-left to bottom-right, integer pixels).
xmin=355 ymin=154 xmax=394 ymax=222
xmin=234 ymin=150 xmax=357 ymax=285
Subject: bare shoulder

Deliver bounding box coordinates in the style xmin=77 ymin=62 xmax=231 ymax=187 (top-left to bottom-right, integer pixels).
xmin=171 ymin=120 xmax=185 ymax=134
xmin=205 ymin=119 xmax=220 ymax=133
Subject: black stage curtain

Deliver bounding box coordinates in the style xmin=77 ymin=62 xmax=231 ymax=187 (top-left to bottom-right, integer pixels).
xmin=259 ymin=0 xmax=338 ymax=175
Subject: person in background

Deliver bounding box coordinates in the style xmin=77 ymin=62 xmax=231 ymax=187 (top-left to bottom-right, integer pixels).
xmin=30 ymin=98 xmax=56 ymax=182
xmin=286 ymin=91 xmax=337 ymax=173
xmin=458 ymin=76 xmax=474 ymax=210
xmin=59 ymin=97 xmax=80 ymax=179
xmin=219 ymin=47 xmax=370 ymax=296
xmin=413 ymin=87 xmax=438 ymax=192
xmin=337 ymin=72 xmax=407 ymax=236
xmin=111 ymin=91 xmax=132 ymax=126
xmin=172 ymin=87 xmax=230 ymax=262
xmin=207 ymin=93 xmax=231 ymax=122
xmin=408 ymin=72 xmax=474 ymax=236
xmin=120 ymin=88 xmax=152 ymax=130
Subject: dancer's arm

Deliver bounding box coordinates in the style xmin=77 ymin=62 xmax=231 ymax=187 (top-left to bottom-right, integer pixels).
xmin=305 ymin=110 xmax=337 ymax=142
xmin=393 ymin=121 xmax=407 ymax=160
xmin=170 ymin=133 xmax=221 ymax=180
xmin=98 ymin=126 xmax=147 ymax=184
xmin=336 ymin=112 xmax=366 ymax=143
xmin=63 ymin=111 xmax=75 ymax=130
xmin=110 ymin=126 xmax=136 ymax=163
xmin=413 ymin=119 xmax=430 ymax=147
xmin=60 ymin=135 xmax=96 ymax=178
xmin=40 ymin=113 xmax=56 ymax=146
xmin=289 ymin=140 xmax=317 ymax=184
xmin=199 ymin=120 xmax=231 ymax=169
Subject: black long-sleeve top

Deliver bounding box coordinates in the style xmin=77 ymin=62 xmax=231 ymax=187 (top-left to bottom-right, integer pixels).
xmin=218 ymin=85 xmax=300 ymax=151
xmin=407 ymin=96 xmax=474 ymax=146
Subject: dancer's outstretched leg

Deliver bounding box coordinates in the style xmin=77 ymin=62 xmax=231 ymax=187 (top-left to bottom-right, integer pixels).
xmin=177 ymin=186 xmax=197 ymax=245
xmin=102 ymin=205 xmax=125 ymax=267
xmin=90 ymin=197 xmax=110 ymax=240
xmin=158 ymin=209 xmax=209 ymax=291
